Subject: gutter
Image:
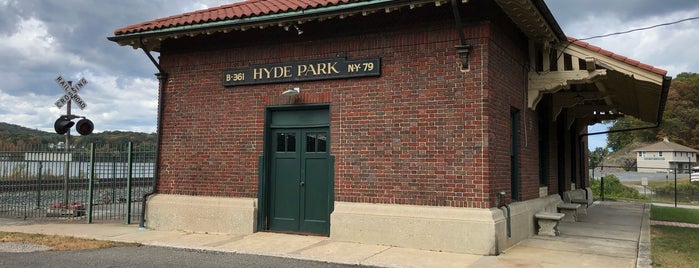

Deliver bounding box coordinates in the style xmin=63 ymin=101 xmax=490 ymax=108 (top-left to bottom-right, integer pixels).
xmin=138 ymin=38 xmax=167 ymax=229
xmin=582 ymin=76 xmax=670 ymax=138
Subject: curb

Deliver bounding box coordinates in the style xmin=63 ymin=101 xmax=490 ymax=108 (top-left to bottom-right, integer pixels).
xmin=636 ymin=203 xmax=652 ymax=268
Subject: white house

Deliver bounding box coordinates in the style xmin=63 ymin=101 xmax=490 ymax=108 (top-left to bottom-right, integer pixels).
xmin=635 ymin=137 xmax=698 ymax=173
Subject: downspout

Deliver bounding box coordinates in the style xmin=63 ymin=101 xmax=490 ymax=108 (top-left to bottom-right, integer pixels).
xmin=451 ymin=0 xmax=472 ymax=70
xmin=495 ymin=191 xmax=511 ymax=238
xmin=139 ymin=37 xmax=167 ymax=229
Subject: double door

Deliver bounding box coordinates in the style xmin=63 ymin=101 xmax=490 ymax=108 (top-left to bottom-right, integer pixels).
xmin=269 ymin=127 xmax=330 ymax=235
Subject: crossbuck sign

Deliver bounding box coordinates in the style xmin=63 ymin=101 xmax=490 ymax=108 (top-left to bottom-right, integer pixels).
xmin=54 ymin=76 xmax=88 ymax=110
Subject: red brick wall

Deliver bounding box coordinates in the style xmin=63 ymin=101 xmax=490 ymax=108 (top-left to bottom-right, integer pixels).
xmin=155 ymin=3 xmax=539 ymax=208
xmin=482 ymin=13 xmax=538 ymax=204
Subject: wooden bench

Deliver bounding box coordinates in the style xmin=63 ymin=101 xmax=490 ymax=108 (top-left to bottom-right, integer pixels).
xmin=535 ymin=212 xmax=565 ymax=236
xmin=557 ymin=203 xmax=581 ymax=222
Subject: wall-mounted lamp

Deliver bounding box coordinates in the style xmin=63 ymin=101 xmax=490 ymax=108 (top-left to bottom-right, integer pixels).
xmin=282 ymin=87 xmax=300 ymax=97
xmin=284 ymin=24 xmax=303 ymax=35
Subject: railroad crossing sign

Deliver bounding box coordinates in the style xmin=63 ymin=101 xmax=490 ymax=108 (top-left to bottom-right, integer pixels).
xmin=54 ymin=76 xmax=87 ymax=110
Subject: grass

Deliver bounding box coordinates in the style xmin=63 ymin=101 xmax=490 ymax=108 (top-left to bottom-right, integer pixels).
xmin=651 ymin=205 xmax=699 ymax=224
xmin=650 ymin=205 xmax=699 ymax=267
xmin=651 ymin=226 xmax=699 ymax=267
xmin=624 ymin=177 xmax=691 ymax=187
xmin=0 ymin=231 xmax=139 ymax=251
xmin=622 ymin=178 xmax=699 ymax=206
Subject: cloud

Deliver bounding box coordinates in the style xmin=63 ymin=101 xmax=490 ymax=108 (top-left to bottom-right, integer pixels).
xmin=59 ymin=71 xmax=159 ymax=133
xmin=0 ymin=90 xmax=58 ymax=132
xmin=548 ymin=1 xmax=699 ymax=76
xmin=0 ymin=0 xmax=695 ymax=141
xmin=0 ymin=0 xmax=207 ymax=134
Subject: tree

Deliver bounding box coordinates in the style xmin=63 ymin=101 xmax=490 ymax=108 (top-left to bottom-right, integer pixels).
xmin=589 ymin=146 xmax=609 ymax=168
xmin=607 ymin=118 xmax=637 ymax=151
xmin=606 ymin=72 xmax=699 ymax=151
xmin=662 ymin=72 xmax=699 ymax=148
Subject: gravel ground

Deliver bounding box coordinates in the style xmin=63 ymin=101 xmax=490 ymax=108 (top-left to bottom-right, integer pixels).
xmin=0 ymin=242 xmax=51 ymax=252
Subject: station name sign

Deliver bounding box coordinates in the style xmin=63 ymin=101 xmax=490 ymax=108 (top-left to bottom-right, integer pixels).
xmin=222 ymin=57 xmax=380 ymax=86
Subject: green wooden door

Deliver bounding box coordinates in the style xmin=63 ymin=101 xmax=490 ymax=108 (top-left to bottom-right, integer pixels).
xmin=269 ymin=127 xmax=330 ymax=235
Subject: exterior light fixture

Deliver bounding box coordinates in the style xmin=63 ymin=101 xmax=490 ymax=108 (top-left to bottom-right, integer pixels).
xmin=293 ymin=24 xmax=303 ymax=35
xmin=282 ymin=87 xmax=300 ymax=97
xmin=284 ymin=24 xmax=304 ymax=35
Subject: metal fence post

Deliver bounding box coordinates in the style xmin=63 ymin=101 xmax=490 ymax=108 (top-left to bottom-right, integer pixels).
xmin=125 ymin=142 xmax=133 ymax=224
xmin=111 ymin=160 xmax=116 ymax=204
xmin=36 ymin=162 xmax=42 ymax=209
xmin=674 ymin=168 xmax=677 ymax=207
xmin=600 ymin=165 xmax=604 ymax=201
xmin=87 ymin=143 xmax=95 ymax=223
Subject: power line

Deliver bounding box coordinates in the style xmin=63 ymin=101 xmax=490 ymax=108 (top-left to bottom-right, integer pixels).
xmin=579 ymin=16 xmax=699 ymax=41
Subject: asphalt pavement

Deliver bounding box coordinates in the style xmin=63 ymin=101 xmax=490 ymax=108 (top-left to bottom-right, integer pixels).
xmin=0 ymin=245 xmax=368 ymax=268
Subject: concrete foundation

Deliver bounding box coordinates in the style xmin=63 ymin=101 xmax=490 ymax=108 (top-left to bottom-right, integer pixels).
xmin=493 ymin=194 xmax=562 ymax=252
xmin=143 ymin=194 xmax=568 ymax=255
xmin=330 ymin=194 xmax=562 ymax=255
xmin=144 ymin=194 xmax=257 ymax=235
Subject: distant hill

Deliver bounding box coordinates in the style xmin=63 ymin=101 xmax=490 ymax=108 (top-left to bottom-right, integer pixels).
xmin=600 ymin=141 xmax=651 ymax=172
xmin=0 ymin=122 xmax=156 ymax=149
xmin=0 ymin=122 xmax=50 ymax=136
xmin=0 ymin=122 xmax=61 ymax=146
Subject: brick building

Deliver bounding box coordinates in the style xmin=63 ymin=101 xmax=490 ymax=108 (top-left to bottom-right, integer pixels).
xmin=110 ymin=0 xmax=670 ymax=255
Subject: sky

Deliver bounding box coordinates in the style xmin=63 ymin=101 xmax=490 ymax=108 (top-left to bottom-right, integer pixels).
xmin=1 ymin=1 xmax=698 ymax=150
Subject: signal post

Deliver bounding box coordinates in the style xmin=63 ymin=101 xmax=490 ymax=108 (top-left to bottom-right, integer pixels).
xmin=52 ymin=75 xmax=94 ymax=209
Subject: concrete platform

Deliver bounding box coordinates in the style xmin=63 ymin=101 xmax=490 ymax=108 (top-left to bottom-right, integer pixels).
xmin=0 ymin=201 xmax=650 ymax=268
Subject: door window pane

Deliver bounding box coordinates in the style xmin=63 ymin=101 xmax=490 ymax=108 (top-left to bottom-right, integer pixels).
xmin=306 ymin=133 xmax=317 ymax=152
xmin=305 ymin=132 xmax=327 ymax=153
xmin=286 ymin=133 xmax=296 ymax=152
xmin=276 ymin=132 xmax=296 ymax=152
xmin=276 ymin=133 xmax=286 ymax=152
xmin=317 ymin=133 xmax=327 ymax=152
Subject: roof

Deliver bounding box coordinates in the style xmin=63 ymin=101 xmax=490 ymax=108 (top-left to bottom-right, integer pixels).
xmin=109 ymin=0 xmax=565 ymax=50
xmin=634 ymin=139 xmax=699 ymax=153
xmin=541 ymin=36 xmax=671 ymax=125
xmin=567 ymin=37 xmax=667 ymax=76
xmin=114 ymin=0 xmax=357 ymax=36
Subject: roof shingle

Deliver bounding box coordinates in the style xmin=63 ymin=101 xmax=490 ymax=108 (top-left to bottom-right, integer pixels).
xmin=114 ymin=0 xmax=356 ymax=35
xmin=634 ymin=139 xmax=699 ymax=153
xmin=567 ymin=37 xmax=667 ymax=76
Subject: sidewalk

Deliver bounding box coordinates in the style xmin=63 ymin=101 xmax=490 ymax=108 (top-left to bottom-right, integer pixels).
xmin=0 ymin=201 xmax=650 ymax=268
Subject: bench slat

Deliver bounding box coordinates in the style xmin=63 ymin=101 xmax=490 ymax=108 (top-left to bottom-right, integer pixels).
xmin=535 ymin=212 xmax=565 ymax=220
xmin=557 ymin=203 xmax=581 ymax=209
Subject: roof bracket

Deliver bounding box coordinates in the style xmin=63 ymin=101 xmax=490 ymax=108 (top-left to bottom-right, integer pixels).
xmin=528 ymin=69 xmax=607 ymax=109
xmin=139 ymin=37 xmax=164 ymax=74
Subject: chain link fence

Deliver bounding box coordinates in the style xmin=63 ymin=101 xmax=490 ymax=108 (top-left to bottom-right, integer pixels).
xmin=0 ymin=143 xmax=155 ymax=223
